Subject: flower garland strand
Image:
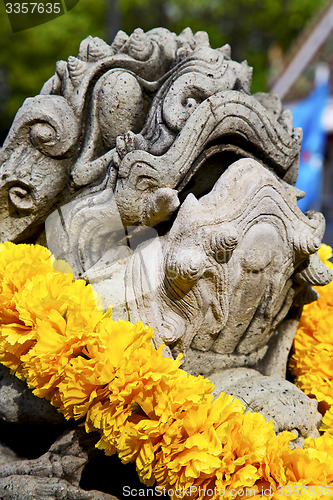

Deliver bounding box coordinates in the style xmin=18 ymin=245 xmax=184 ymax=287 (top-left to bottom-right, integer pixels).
xmin=1 ymin=241 xmax=333 ymax=499
xmin=290 ymin=245 xmax=333 ymax=418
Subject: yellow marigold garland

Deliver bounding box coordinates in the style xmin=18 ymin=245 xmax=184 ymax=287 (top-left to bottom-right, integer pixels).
xmin=1 ymin=241 xmax=333 ymax=499
xmin=290 ymin=244 xmax=333 ymax=414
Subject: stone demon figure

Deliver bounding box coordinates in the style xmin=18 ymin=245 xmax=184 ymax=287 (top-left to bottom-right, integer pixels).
xmin=0 ymin=28 xmax=332 ymax=498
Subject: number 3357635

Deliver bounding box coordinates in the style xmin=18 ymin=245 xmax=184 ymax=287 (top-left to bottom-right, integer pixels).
xmin=5 ymin=3 xmax=61 ymax=14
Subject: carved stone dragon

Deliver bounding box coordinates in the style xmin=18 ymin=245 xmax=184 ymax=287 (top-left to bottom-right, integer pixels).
xmin=0 ymin=28 xmax=332 ymax=498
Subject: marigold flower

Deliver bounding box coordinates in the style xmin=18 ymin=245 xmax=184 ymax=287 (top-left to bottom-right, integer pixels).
xmin=290 ymin=244 xmax=333 ymax=410
xmin=1 ymin=242 xmax=333 ymax=499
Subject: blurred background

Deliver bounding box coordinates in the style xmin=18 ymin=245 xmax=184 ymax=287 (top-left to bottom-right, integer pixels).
xmin=1 ymin=0 xmax=333 ymax=240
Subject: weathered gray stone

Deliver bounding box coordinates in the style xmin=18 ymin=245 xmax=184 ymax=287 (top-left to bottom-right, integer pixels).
xmin=0 ymin=365 xmax=65 ymax=425
xmin=0 ymin=429 xmax=118 ymax=499
xmin=0 ymin=443 xmax=20 ymax=466
xmin=124 ymin=158 xmax=328 ymax=366
xmin=0 ymin=475 xmax=116 ymax=500
xmin=209 ymin=368 xmax=321 ymax=446
xmin=0 ymin=27 xmax=331 ymax=496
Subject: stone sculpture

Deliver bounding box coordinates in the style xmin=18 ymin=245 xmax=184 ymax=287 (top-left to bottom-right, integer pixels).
xmin=0 ymin=27 xmax=332 ymax=497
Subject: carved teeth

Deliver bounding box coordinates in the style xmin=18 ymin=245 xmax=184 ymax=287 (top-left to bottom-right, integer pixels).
xmin=87 ymin=37 xmax=113 ymax=61
xmin=111 ymin=30 xmax=129 ymax=53
xmin=128 ymin=29 xmax=153 ymax=61
xmin=178 ymin=27 xmax=195 ymax=47
xmin=218 ymin=44 xmax=231 ymax=59
xmin=180 ymin=193 xmax=201 ymax=213
xmin=278 ymin=109 xmax=293 ymax=134
xmin=254 ymin=92 xmax=282 ymax=119
xmin=67 ymin=56 xmax=87 ymax=86
xmin=193 ymin=31 xmax=210 ymax=47
xmin=56 ymin=60 xmax=67 ymax=79
xmin=294 ymin=252 xmax=333 ymax=286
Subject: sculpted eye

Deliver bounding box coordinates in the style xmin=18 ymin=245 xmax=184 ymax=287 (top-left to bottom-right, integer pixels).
xmin=184 ymin=97 xmax=198 ymax=109
xmin=30 ymin=123 xmax=57 ymax=149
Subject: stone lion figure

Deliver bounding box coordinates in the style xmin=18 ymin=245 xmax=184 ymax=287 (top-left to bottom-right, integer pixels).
xmin=0 ymin=27 xmax=331 ymax=498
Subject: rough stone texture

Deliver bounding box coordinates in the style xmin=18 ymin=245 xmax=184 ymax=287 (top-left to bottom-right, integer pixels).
xmin=255 ymin=308 xmax=303 ymax=379
xmin=0 ymin=429 xmax=118 ymax=499
xmin=0 ymin=476 xmax=116 ymax=500
xmin=0 ymin=365 xmax=65 ymax=425
xmin=125 ymin=158 xmax=327 ymax=365
xmin=0 ymin=443 xmax=20 ymax=466
xmin=0 ymin=27 xmax=332 ymax=496
xmin=209 ymin=368 xmax=321 ymax=447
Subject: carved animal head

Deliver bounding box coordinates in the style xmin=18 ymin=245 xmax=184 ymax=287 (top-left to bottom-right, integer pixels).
xmin=1 ymin=29 xmax=331 ymax=343
xmin=1 ymin=27 xmax=332 ymax=379
xmin=125 ymin=159 xmax=332 ymax=367
xmin=1 ymin=27 xmax=301 ymax=245
xmin=0 ymin=28 xmax=179 ymax=243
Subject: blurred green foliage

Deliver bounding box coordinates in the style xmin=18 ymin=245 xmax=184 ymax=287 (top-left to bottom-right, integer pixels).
xmin=0 ymin=0 xmax=105 ymax=137
xmin=121 ymin=0 xmax=327 ymax=90
xmin=0 ymin=0 xmax=327 ymax=139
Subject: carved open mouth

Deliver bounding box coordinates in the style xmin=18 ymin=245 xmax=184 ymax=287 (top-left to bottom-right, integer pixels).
xmin=177 ymin=139 xmax=268 ymax=202
xmin=163 ymin=91 xmax=302 ymax=204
